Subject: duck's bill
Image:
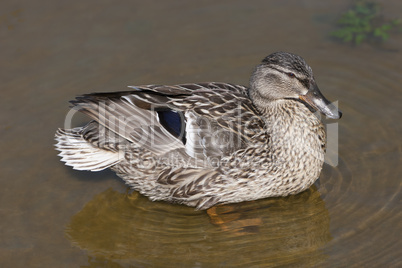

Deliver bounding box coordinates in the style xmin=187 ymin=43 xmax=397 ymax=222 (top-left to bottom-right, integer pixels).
xmin=299 ymin=82 xmax=342 ymax=119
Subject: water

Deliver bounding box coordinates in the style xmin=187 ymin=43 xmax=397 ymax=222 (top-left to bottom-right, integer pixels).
xmin=1 ymin=0 xmax=401 ymax=267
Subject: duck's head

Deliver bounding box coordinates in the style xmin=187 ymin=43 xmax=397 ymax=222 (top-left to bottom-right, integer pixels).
xmin=249 ymin=52 xmax=342 ymax=119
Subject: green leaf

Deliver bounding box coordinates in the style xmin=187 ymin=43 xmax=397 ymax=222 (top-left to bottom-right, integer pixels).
xmin=392 ymin=19 xmax=401 ymax=26
xmin=331 ymin=0 xmax=400 ymax=45
xmin=381 ymin=24 xmax=392 ymax=31
xmin=355 ymin=33 xmax=366 ymax=44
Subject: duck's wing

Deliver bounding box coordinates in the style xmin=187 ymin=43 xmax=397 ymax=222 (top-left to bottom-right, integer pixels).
xmin=123 ymin=82 xmax=266 ymax=162
xmin=69 ymin=82 xmax=265 ymax=164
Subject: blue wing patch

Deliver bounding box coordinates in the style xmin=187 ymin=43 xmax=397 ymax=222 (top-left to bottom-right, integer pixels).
xmin=157 ymin=110 xmax=186 ymax=144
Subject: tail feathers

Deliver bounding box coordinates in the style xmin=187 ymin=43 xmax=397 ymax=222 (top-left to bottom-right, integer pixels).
xmin=55 ymin=128 xmax=121 ymax=172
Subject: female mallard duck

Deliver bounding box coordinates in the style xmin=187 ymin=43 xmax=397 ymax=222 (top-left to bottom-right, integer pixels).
xmin=55 ymin=52 xmax=341 ymax=210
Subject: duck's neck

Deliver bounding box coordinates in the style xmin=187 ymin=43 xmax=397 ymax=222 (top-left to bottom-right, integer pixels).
xmin=262 ymin=99 xmax=326 ymax=178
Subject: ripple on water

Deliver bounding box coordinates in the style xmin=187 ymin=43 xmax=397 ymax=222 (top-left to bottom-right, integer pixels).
xmin=315 ymin=51 xmax=402 ymax=266
xmin=66 ymin=186 xmax=332 ymax=267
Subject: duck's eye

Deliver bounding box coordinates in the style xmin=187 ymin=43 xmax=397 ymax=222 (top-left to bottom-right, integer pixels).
xmin=287 ymin=72 xmax=295 ymax=78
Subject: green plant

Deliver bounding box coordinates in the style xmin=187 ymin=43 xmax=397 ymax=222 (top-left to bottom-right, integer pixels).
xmin=331 ymin=0 xmax=401 ymax=45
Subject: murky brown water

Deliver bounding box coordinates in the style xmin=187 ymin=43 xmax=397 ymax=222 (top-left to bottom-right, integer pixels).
xmin=1 ymin=0 xmax=402 ymax=267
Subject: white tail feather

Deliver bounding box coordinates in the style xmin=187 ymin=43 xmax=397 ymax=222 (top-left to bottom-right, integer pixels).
xmin=55 ymin=128 xmax=120 ymax=171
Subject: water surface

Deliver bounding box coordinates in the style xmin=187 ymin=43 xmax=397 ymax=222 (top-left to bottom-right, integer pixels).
xmin=1 ymin=0 xmax=402 ymax=267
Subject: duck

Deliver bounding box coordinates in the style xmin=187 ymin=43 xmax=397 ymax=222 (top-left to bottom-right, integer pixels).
xmin=55 ymin=52 xmax=342 ymax=210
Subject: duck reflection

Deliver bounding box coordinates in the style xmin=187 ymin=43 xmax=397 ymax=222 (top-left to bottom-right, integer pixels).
xmin=66 ymin=185 xmax=331 ymax=267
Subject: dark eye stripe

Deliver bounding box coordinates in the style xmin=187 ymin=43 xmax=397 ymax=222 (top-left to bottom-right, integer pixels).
xmin=270 ymin=66 xmax=309 ymax=87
